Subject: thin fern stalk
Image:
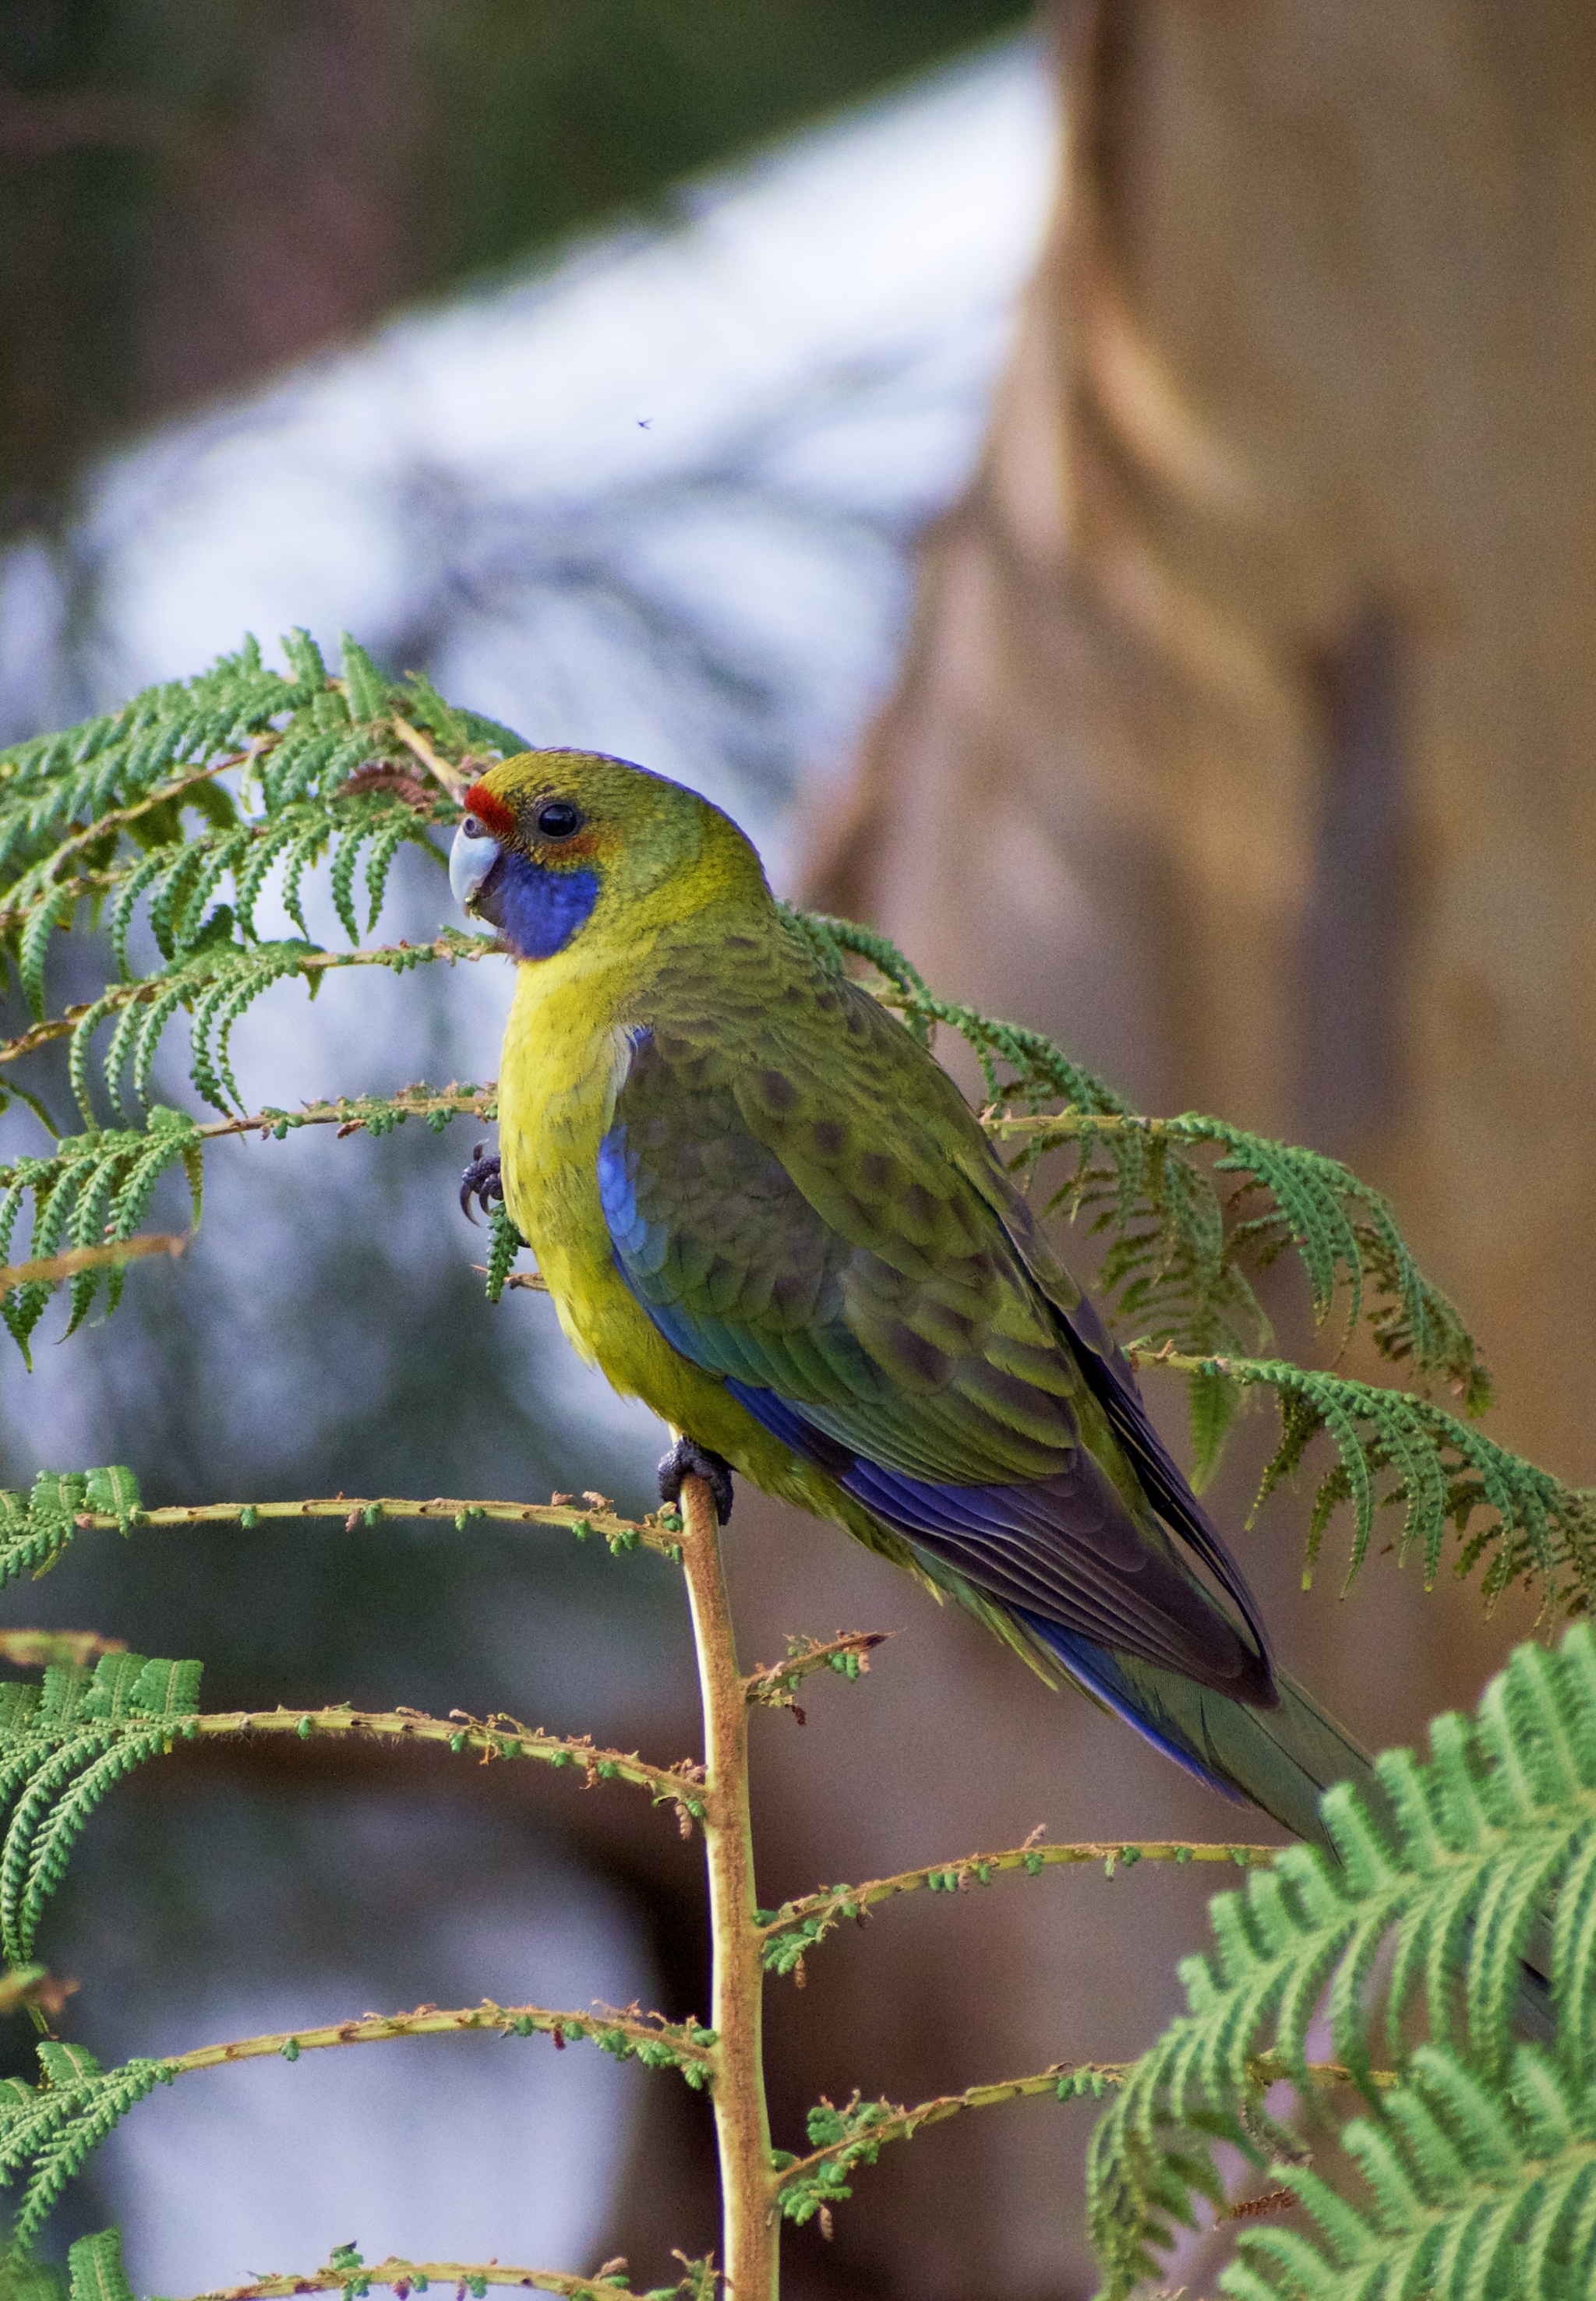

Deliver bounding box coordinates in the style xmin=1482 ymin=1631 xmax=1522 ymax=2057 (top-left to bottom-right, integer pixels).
xmin=164 ymin=1999 xmax=714 ymax=2080
xmin=0 ymin=932 xmax=493 ymax=1073
xmin=390 ymin=711 xmax=478 ymax=800
xmin=676 ymin=1463 xmax=780 ymax=2301
xmin=69 ymin=1491 xmax=679 ymax=1554
xmin=0 ymin=1633 xmax=125 ymax=1667
xmin=0 ymin=1235 xmax=186 ymax=1291
xmin=178 ymin=2263 xmax=644 ymax=2300
xmin=777 ymin=2068 xmax=1128 ymax=2205
xmin=181 ymin=2264 xmax=642 ymax=2300
xmin=174 ymin=1704 xmax=706 ymax=1823
xmin=772 ymin=2054 xmax=1398 ymax=2225
xmin=743 ymin=1629 xmax=888 ymax=1705
xmin=757 ymin=1838 xmax=1277 ymax=1971
xmin=192 ymin=1084 xmax=497 ymax=1143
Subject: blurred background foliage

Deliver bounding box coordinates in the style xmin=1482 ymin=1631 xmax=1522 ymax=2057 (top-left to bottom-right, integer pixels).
xmin=0 ymin=0 xmax=1028 ymax=524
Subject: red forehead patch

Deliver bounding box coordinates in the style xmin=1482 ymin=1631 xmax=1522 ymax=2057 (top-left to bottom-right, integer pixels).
xmin=463 ymin=780 xmax=517 ymax=842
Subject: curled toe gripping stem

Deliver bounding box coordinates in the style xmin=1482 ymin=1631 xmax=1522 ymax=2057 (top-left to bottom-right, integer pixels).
xmin=660 ymin=1435 xmax=735 ymax=1526
xmin=459 ymin=1142 xmax=504 ymax=1224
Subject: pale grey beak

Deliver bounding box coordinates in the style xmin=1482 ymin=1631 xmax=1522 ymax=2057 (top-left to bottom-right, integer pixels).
xmin=450 ymin=817 xmax=501 ymax=914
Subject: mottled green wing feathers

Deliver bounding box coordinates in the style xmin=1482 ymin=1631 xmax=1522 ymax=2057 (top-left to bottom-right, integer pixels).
xmin=598 ymin=926 xmax=1274 ymax=1708
xmin=605 ymin=950 xmax=1089 ymax=1486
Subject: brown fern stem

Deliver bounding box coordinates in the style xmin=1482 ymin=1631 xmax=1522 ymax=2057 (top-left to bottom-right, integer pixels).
xmin=678 ymin=1463 xmax=780 ymax=2301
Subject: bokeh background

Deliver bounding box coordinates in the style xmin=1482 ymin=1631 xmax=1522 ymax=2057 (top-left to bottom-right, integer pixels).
xmin=0 ymin=4 xmax=1590 ymax=2293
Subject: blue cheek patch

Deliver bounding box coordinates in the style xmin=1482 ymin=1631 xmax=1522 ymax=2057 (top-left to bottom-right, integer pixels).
xmin=493 ymin=854 xmax=601 ymax=960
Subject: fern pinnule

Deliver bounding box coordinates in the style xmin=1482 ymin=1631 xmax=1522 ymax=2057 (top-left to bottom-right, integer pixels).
xmin=64 ymin=2226 xmax=136 ymax=2301
xmin=1089 ymin=1625 xmax=1596 ymax=2298
xmin=0 ymin=1121 xmax=201 ymax=1351
xmin=3 ymin=2053 xmax=167 ymax=2246
xmin=1167 ymin=1353 xmax=1596 ymax=1611
xmin=1227 ymin=2045 xmax=1596 ymax=2301
xmin=0 ymin=1650 xmax=202 ymax=1965
xmin=0 ymin=633 xmax=469 ymax=1027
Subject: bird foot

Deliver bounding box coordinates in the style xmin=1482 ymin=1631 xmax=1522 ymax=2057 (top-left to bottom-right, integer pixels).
xmin=460 ymin=1143 xmax=504 ymax=1224
xmin=659 ymin=1436 xmax=734 ymax=1526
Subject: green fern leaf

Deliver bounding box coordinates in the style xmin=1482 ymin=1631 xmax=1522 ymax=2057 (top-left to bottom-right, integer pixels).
xmin=3 ymin=2052 xmax=165 ymax=2246
xmin=485 ymin=1199 xmax=526 ymax=1303
xmin=339 ymin=631 xmax=392 ymax=723
xmin=402 ymin=669 xmax=524 ymax=761
xmin=0 ymin=1646 xmax=202 ymax=1963
xmin=79 ymin=1469 xmax=141 ymax=1536
xmin=1090 ymin=1622 xmax=1596 ymax=2298
xmin=65 ymin=2231 xmax=132 ymax=2301
xmin=1188 ymin=1368 xmax=1239 ymax=1494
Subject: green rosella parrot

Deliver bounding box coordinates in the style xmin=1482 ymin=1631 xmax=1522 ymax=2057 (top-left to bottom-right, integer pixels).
xmin=449 ymin=747 xmax=1378 ymax=1850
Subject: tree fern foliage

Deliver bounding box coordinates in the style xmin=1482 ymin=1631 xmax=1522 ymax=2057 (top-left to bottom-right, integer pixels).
xmin=0 ymin=646 xmax=1587 ymax=1617
xmin=1089 ymin=1621 xmax=1596 ymax=2299
xmin=0 ymin=648 xmax=1594 ymax=2288
xmin=0 ymin=2045 xmax=169 ymax=2251
xmin=796 ymin=912 xmax=1596 ymax=1614
xmin=0 ymin=633 xmax=507 ymax=1347
xmin=1194 ymin=1355 xmax=1596 ymax=1618
xmin=0 ymin=1650 xmax=202 ymax=1967
xmin=800 ymin=911 xmax=1485 ymax=1406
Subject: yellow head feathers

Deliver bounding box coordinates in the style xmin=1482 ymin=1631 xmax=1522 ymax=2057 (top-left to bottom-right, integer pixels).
xmin=450 ymin=748 xmax=768 ymax=962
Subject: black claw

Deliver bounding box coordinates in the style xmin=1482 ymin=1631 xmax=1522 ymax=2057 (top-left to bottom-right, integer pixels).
xmin=659 ymin=1436 xmax=735 ymax=1526
xmin=460 ymin=1143 xmax=504 ymax=1225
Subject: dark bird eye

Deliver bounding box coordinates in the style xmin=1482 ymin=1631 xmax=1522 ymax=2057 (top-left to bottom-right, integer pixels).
xmin=536 ymin=799 xmax=582 ymax=839
xmin=461 ymin=815 xmax=486 ymax=839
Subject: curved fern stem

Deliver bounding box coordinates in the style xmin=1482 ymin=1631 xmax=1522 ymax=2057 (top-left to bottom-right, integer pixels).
xmin=164 ymin=1998 xmax=714 ymax=2083
xmin=179 ymin=1703 xmax=706 ymax=1826
xmin=757 ymin=1837 xmax=1278 ymax=1975
xmin=172 ymin=2262 xmax=648 ymax=2301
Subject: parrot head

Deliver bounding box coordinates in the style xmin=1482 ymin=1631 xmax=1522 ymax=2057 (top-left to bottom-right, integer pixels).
xmin=449 ymin=748 xmax=766 ymax=961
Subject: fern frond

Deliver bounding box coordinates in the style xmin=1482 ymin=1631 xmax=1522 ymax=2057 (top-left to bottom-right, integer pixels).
xmin=799 ymin=913 xmax=1491 ymax=1433
xmin=0 ymin=1114 xmax=201 ymax=1356
xmin=159 ymin=2256 xmax=651 ymax=2299
xmin=757 ymin=1835 xmax=1274 ymax=1977
xmin=0 ymin=1081 xmax=497 ymax=1353
xmin=0 ymin=2002 xmax=715 ymax=2249
xmin=1224 ymin=2045 xmax=1596 ymax=2301
xmin=1012 ymin=1105 xmax=1482 ymax=1411
xmin=0 ymin=2046 xmax=168 ymax=2246
xmin=0 ymin=1465 xmax=682 ymax=1600
xmin=1127 ymin=1348 xmax=1596 ymax=1611
xmin=65 ymin=2230 xmax=132 ymax=2301
xmin=0 ymin=631 xmax=512 ymax=1050
xmin=1088 ymin=1623 xmax=1596 ymax=2298
xmin=0 ymin=1647 xmax=202 ymax=1964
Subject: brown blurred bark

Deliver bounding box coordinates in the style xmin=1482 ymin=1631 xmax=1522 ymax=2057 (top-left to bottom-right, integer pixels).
xmin=791 ymin=6 xmax=1596 ymax=2287
xmin=0 ymin=3 xmax=424 ymax=528
xmin=134 ymin=0 xmax=422 ymax=422
xmin=823 ymin=0 xmax=1596 ymax=1496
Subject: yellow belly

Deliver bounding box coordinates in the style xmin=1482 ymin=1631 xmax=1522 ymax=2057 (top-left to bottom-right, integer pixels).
xmin=494 ymin=954 xmax=811 ymax=1485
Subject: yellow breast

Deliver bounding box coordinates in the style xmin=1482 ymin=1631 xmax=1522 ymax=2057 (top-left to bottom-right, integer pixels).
xmin=489 ymin=937 xmax=930 ymax=1548
xmin=494 ymin=946 xmax=719 ymax=1431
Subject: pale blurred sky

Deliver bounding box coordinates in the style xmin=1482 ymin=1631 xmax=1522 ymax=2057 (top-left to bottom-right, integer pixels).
xmin=0 ymin=34 xmax=1055 ymax=878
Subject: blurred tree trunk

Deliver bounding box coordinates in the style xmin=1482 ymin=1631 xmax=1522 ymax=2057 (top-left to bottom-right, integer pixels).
xmin=825 ymin=0 xmax=1596 ymax=1522
xmin=790 ymin=14 xmax=1596 ymax=2285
